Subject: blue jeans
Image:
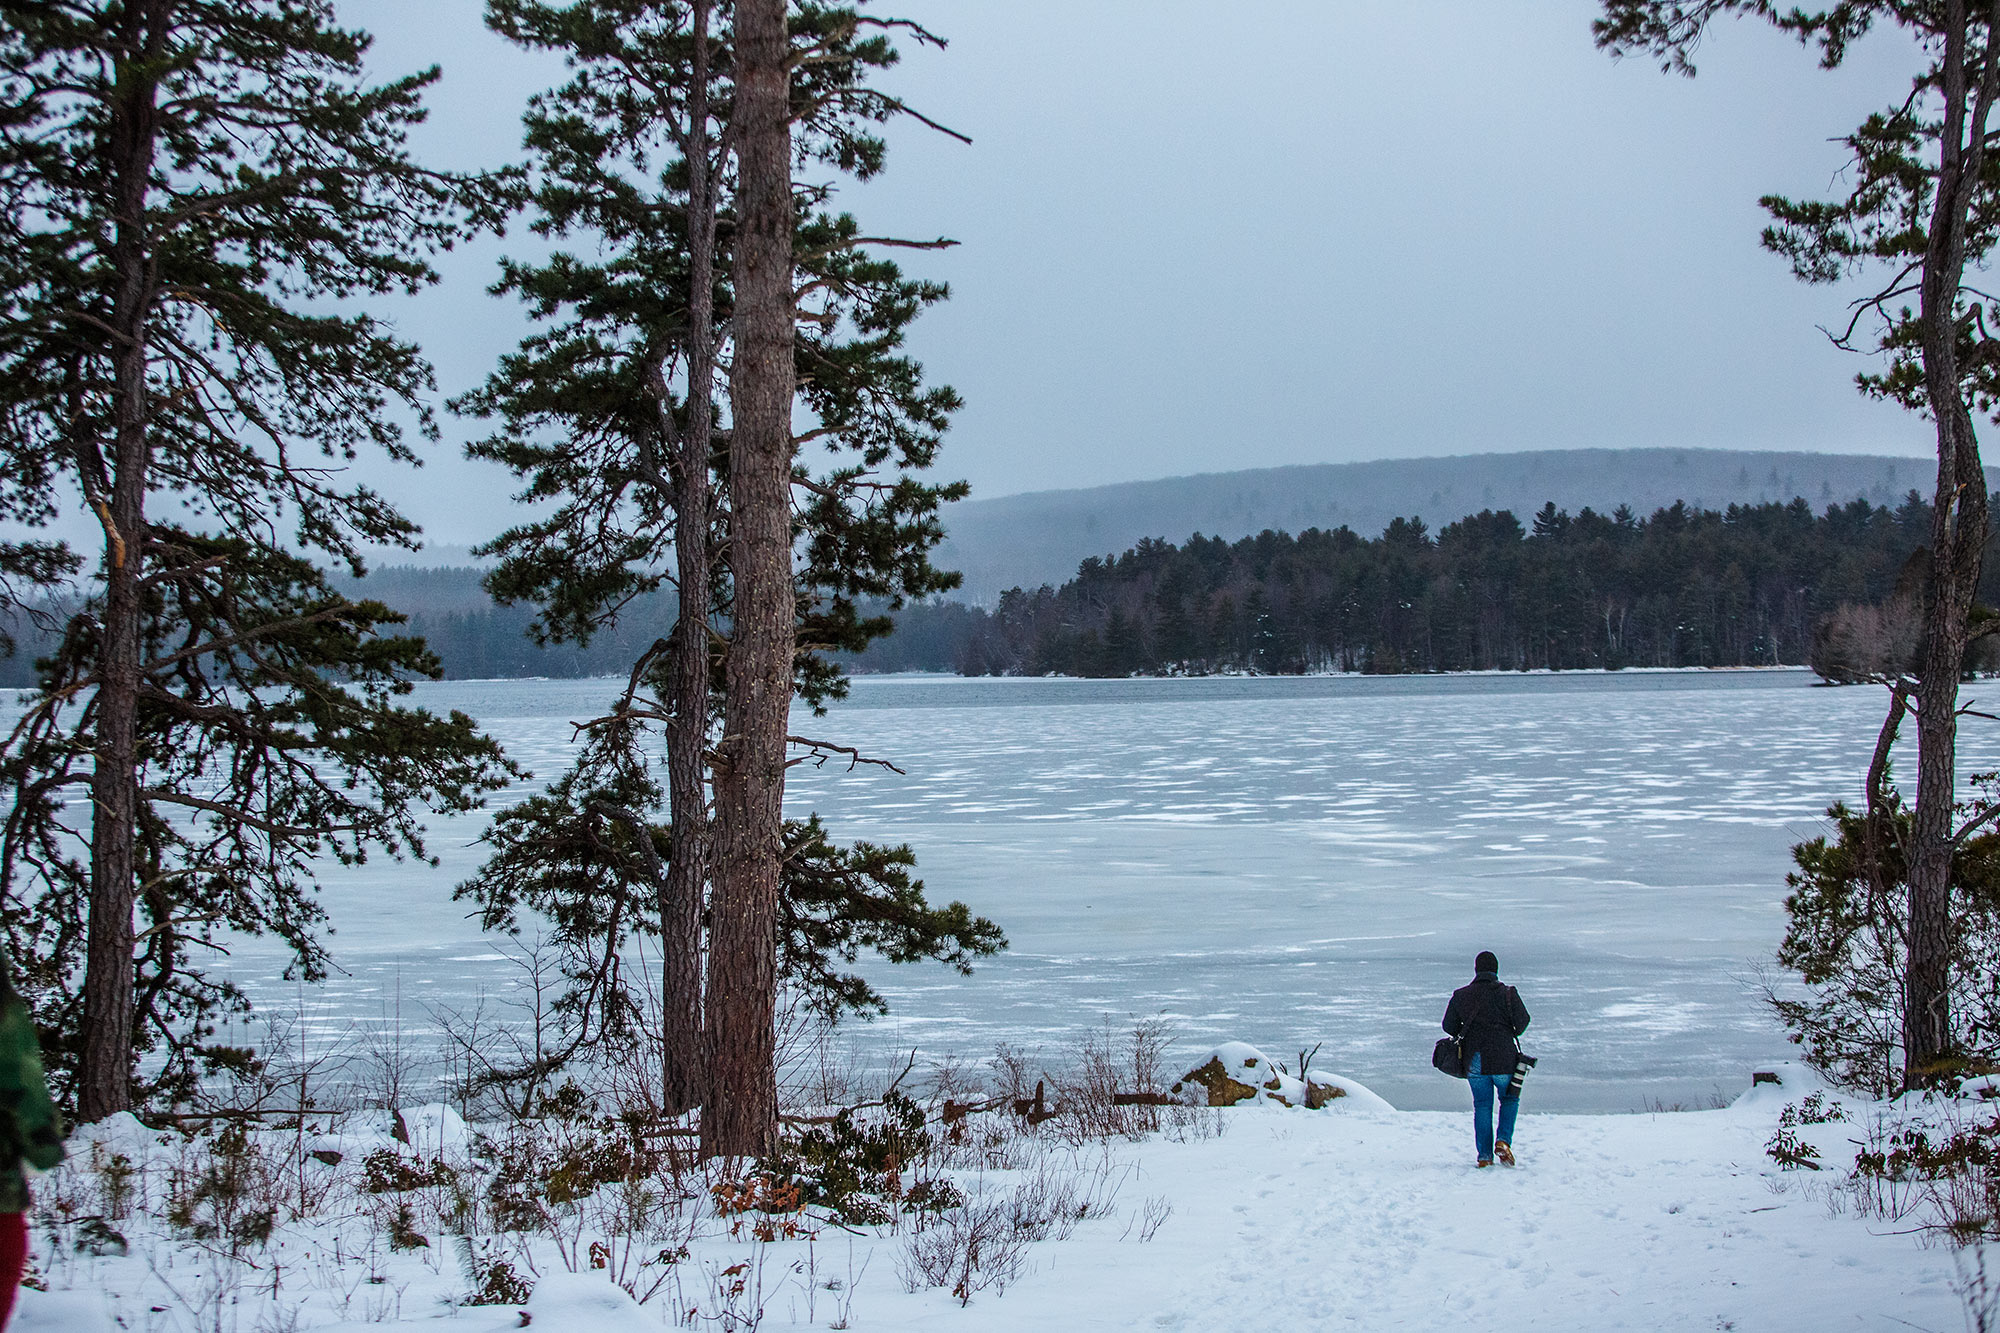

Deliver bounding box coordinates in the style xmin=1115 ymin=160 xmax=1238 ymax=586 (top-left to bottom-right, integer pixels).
xmin=1467 ymin=1051 xmax=1519 ymax=1162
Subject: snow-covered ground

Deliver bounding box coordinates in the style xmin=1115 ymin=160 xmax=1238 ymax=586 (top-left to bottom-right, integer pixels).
xmin=13 ymin=1062 xmax=1969 ymax=1332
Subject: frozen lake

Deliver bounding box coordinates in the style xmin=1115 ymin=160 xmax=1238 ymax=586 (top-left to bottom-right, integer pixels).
xmin=195 ymin=668 xmax=1998 ymax=1113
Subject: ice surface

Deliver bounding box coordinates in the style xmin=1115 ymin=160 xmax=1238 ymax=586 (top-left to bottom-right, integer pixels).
xmin=187 ymin=669 xmax=2000 ymax=1112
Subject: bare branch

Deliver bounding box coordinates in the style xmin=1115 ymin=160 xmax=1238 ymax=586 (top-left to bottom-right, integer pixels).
xmin=139 ymin=789 xmax=364 ymax=841
xmin=785 ymin=734 xmax=905 ymax=774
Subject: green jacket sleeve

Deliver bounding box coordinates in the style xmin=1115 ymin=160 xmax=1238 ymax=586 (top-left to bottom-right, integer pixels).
xmin=0 ymin=995 xmax=64 ymax=1172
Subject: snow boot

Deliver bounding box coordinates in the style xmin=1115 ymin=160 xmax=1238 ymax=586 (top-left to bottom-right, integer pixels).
xmin=1475 ymin=1158 xmax=1493 ymax=1168
xmin=1495 ymin=1142 xmax=1515 ymax=1167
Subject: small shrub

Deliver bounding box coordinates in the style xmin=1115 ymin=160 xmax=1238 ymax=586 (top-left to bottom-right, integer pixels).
xmin=482 ymin=1088 xmax=667 ymax=1233
xmin=233 ymin=1206 xmax=277 ymax=1245
xmin=1122 ymin=1194 xmax=1173 ymax=1243
xmin=773 ymin=1091 xmax=943 ymax=1225
xmin=73 ymin=1216 xmax=128 ymax=1257
xmin=1163 ymin=1103 xmax=1227 ymax=1143
xmin=1851 ymin=1106 xmax=2000 ymax=1240
xmin=1004 ymin=1149 xmax=1126 ymax=1241
xmin=1767 ymin=1096 xmax=1847 ymax=1169
xmin=387 ymin=1202 xmax=428 ymax=1252
xmin=701 ymin=1252 xmax=769 ymax=1331
xmin=903 ymin=1177 xmax=967 ymax=1215
xmin=897 ymin=1198 xmax=1027 ymax=1306
xmin=989 ymin=1043 xmax=1039 ymax=1102
xmin=34 ymin=1157 xmax=91 ymax=1227
xmin=584 ymin=1174 xmax=698 ymax=1304
xmin=1957 ymin=1245 xmax=2000 ymax=1333
xmin=361 ymin=1149 xmax=455 ymax=1195
xmin=455 ymin=1235 xmax=534 ymax=1306
xmin=712 ymin=1174 xmax=808 ymax=1241
xmin=1774 ymin=796 xmax=2000 ymax=1097
xmin=1050 ymin=1019 xmax=1170 ymax=1143
xmin=166 ymin=1124 xmax=277 ymax=1249
xmin=90 ymin=1145 xmax=137 ymax=1220
xmin=1765 ymin=1126 xmax=1822 ymax=1170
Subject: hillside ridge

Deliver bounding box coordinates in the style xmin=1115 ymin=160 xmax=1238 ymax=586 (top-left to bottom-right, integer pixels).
xmin=936 ymin=447 xmax=1928 ymax=601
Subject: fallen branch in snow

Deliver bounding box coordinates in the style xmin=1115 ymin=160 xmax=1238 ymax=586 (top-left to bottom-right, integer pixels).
xmin=785 ymin=734 xmax=906 ymax=774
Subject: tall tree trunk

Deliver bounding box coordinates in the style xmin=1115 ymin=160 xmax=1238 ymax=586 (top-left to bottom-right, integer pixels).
xmin=79 ymin=1 xmax=163 ymax=1122
xmin=1905 ymin=0 xmax=1998 ymax=1090
xmin=702 ymin=0 xmax=794 ymax=1159
xmin=1907 ymin=443 xmax=1985 ymax=1087
xmin=660 ymin=0 xmax=718 ymax=1119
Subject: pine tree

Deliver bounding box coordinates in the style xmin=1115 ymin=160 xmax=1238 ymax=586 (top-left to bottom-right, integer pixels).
xmin=0 ymin=1 xmax=517 ymax=1118
xmin=468 ymin=0 xmax=731 ymax=1119
xmin=1597 ymin=0 xmax=2000 ymax=1087
xmin=456 ymin=0 xmax=988 ymax=1149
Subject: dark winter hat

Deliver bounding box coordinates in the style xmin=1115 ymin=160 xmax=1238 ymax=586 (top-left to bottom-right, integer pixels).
xmin=1475 ymin=950 xmax=1499 ymax=975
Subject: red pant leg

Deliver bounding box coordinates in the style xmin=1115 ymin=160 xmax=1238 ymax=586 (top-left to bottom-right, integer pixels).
xmin=0 ymin=1210 xmax=28 ymax=1330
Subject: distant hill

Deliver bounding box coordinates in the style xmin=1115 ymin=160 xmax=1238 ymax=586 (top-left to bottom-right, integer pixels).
xmin=0 ymin=447 xmax=1940 ymax=685
xmin=356 ymin=542 xmax=488 ymax=571
xmin=325 ymin=566 xmax=674 ymax=680
xmin=934 ymin=448 xmax=1929 ymax=602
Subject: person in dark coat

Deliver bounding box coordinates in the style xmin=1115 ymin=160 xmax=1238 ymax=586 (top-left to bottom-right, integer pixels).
xmin=1442 ymin=950 xmax=1531 ymax=1167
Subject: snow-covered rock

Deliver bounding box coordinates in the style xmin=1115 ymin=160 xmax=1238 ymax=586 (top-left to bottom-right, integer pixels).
xmin=1304 ymin=1072 xmax=1394 ymax=1111
xmin=321 ymin=1102 xmax=471 ymax=1159
xmin=524 ymin=1270 xmax=655 ymax=1332
xmin=399 ymin=1102 xmax=472 ymax=1157
xmin=1171 ymin=1042 xmax=1370 ymax=1109
xmin=329 ymin=1106 xmax=406 ymax=1152
xmin=1728 ymin=1061 xmax=1835 ymax=1114
xmin=65 ymin=1110 xmax=168 ymax=1160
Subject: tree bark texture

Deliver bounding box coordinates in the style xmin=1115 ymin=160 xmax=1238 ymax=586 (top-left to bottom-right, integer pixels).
xmin=1905 ymin=0 xmax=1999 ymax=1089
xmin=702 ymin=0 xmax=794 ymax=1159
xmin=79 ymin=0 xmax=164 ymax=1122
xmin=660 ymin=0 xmax=718 ymax=1119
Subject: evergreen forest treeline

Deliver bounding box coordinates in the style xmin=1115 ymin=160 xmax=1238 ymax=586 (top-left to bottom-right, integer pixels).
xmin=0 ymin=569 xmax=678 ymax=689
xmin=858 ymin=493 xmax=2000 ymax=677
xmin=7 ymin=492 xmax=1982 ymax=690
xmin=325 ymin=570 xmax=683 ymax=683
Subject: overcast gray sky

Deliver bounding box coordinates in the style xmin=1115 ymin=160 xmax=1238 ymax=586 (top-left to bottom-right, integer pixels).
xmin=342 ymin=0 xmax=1935 ymax=549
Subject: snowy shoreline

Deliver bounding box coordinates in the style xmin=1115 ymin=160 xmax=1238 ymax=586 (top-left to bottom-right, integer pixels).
xmin=14 ymin=1063 xmax=1967 ymax=1332
xmin=843 ymin=664 xmax=1821 ymax=682
xmin=374 ymin=665 xmax=1824 ymax=687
